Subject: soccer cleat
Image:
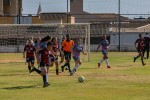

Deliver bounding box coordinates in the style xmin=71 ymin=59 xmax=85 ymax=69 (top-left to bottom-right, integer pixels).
xmin=98 ymin=63 xmax=100 ymax=68
xmin=107 ymin=66 xmax=111 ymax=68
xmin=43 ymin=83 xmax=50 ymax=88
xmin=56 ymin=72 xmax=59 ymax=75
xmin=142 ymin=63 xmax=146 ymax=66
xmin=70 ymin=72 xmax=74 ymax=76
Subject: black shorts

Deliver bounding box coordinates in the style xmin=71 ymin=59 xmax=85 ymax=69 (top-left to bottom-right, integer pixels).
xmin=50 ymin=54 xmax=58 ymax=62
xmin=137 ymin=49 xmax=143 ymax=53
xmin=40 ymin=62 xmax=50 ymax=67
xmin=26 ymin=57 xmax=35 ymax=64
xmin=64 ymin=51 xmax=71 ymax=61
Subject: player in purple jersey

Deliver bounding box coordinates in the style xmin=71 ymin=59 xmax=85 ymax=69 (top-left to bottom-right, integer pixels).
xmin=96 ymin=35 xmax=111 ymax=68
xmin=70 ymin=39 xmax=87 ymax=76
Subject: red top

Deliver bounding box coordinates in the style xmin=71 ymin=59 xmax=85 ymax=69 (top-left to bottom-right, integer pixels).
xmin=24 ymin=45 xmax=36 ymax=58
xmin=39 ymin=49 xmax=50 ymax=64
xmin=52 ymin=43 xmax=59 ymax=53
xmin=135 ymin=39 xmax=144 ymax=50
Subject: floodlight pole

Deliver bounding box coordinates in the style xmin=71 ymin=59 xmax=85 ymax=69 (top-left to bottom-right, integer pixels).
xmin=18 ymin=0 xmax=21 ymax=24
xmin=117 ymin=0 xmax=121 ymax=52
xmin=67 ymin=0 xmax=68 ymax=24
xmin=66 ymin=0 xmax=69 ymax=34
xmin=17 ymin=0 xmax=22 ymax=52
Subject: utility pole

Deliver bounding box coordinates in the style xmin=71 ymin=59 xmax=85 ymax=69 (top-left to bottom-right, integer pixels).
xmin=117 ymin=0 xmax=121 ymax=52
xmin=66 ymin=0 xmax=69 ymax=34
xmin=67 ymin=0 xmax=68 ymax=23
xmin=18 ymin=0 xmax=21 ymax=24
xmin=17 ymin=0 xmax=22 ymax=52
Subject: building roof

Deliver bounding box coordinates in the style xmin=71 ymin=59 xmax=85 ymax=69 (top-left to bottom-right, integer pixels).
xmin=40 ymin=12 xmax=129 ymax=22
xmin=92 ymin=13 xmax=128 ymax=21
xmin=111 ymin=24 xmax=150 ymax=33
xmin=40 ymin=12 xmax=67 ymax=20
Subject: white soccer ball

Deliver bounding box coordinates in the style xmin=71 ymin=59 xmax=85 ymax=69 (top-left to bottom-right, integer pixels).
xmin=78 ymin=76 xmax=85 ymax=83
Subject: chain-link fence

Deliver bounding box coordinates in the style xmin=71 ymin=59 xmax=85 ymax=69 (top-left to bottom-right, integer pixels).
xmin=0 ymin=0 xmax=150 ymax=51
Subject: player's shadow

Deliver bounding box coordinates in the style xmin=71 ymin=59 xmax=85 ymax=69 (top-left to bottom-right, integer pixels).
xmin=1 ymin=85 xmax=39 ymax=90
xmin=0 ymin=73 xmax=26 ymax=76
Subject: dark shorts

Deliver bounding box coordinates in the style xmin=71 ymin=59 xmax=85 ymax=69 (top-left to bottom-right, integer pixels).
xmin=137 ymin=49 xmax=143 ymax=53
xmin=40 ymin=62 xmax=50 ymax=67
xmin=102 ymin=49 xmax=108 ymax=55
xmin=50 ymin=55 xmax=58 ymax=62
xmin=64 ymin=51 xmax=71 ymax=61
xmin=73 ymin=56 xmax=80 ymax=61
xmin=26 ymin=57 xmax=35 ymax=64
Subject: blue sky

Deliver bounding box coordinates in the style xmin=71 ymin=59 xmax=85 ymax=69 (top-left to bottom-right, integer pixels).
xmin=22 ymin=0 xmax=150 ymax=18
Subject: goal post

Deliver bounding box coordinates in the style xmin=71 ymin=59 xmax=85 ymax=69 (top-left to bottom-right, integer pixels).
xmin=0 ymin=23 xmax=90 ymax=63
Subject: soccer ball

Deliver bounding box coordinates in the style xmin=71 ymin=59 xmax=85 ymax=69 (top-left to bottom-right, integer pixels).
xmin=78 ymin=76 xmax=85 ymax=83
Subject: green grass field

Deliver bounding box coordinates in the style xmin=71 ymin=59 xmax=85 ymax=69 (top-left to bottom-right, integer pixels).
xmin=0 ymin=52 xmax=150 ymax=100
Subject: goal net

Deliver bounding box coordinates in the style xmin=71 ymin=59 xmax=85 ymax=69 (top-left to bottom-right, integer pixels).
xmin=0 ymin=23 xmax=90 ymax=63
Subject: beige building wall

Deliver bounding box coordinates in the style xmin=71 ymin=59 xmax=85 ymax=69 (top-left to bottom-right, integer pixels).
xmin=32 ymin=16 xmax=71 ymax=24
xmin=32 ymin=16 xmax=46 ymax=24
xmin=70 ymin=16 xmax=75 ymax=24
xmin=0 ymin=17 xmax=13 ymax=24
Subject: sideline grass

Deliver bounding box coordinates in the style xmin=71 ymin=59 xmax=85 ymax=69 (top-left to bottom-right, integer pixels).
xmin=0 ymin=52 xmax=150 ymax=100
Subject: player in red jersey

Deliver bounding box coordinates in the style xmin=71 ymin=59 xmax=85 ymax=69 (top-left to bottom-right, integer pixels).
xmin=49 ymin=37 xmax=62 ymax=75
xmin=23 ymin=39 xmax=36 ymax=73
xmin=30 ymin=42 xmax=56 ymax=87
xmin=143 ymin=33 xmax=150 ymax=59
xmin=134 ymin=33 xmax=146 ymax=66
xmin=60 ymin=36 xmax=66 ymax=64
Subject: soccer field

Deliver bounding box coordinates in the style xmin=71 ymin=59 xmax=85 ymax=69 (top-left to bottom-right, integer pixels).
xmin=0 ymin=52 xmax=150 ymax=100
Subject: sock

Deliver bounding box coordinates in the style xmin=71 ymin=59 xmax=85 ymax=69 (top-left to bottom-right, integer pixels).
xmin=67 ymin=63 xmax=71 ymax=72
xmin=56 ymin=69 xmax=59 ymax=75
xmin=43 ymin=75 xmax=46 ymax=84
xmin=141 ymin=58 xmax=145 ymax=65
xmin=28 ymin=66 xmax=31 ymax=71
xmin=105 ymin=59 xmax=109 ymax=66
xmin=46 ymin=73 xmax=48 ymax=83
xmin=99 ymin=59 xmax=104 ymax=64
xmin=34 ymin=67 xmax=41 ymax=74
xmin=72 ymin=63 xmax=80 ymax=73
